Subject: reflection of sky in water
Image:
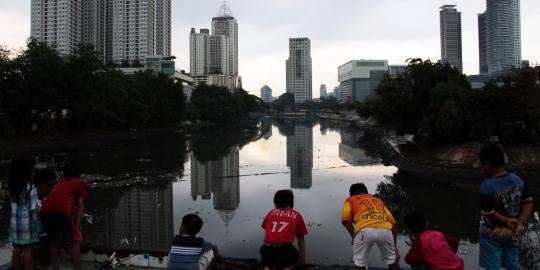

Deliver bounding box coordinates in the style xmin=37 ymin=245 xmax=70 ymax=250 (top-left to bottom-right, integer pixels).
xmin=174 ymin=125 xmax=479 ymax=267
xmin=0 ymin=122 xmax=482 ymax=268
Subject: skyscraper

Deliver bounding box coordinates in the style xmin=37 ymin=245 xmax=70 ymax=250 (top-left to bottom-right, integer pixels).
xmin=440 ymin=5 xmax=463 ymax=73
xmin=483 ymin=0 xmax=521 ymax=75
xmin=261 ymin=85 xmax=273 ymax=103
xmin=320 ymin=84 xmax=327 ymax=98
xmin=189 ymin=1 xmax=240 ymax=90
xmin=155 ymin=0 xmax=171 ymax=57
xmin=82 ymin=0 xmax=109 ymax=61
xmin=286 ymin=38 xmax=312 ymax=103
xmin=287 ymin=124 xmax=313 ymax=189
xmin=478 ymin=13 xmax=488 ymax=74
xmin=31 ymin=0 xmax=83 ymax=56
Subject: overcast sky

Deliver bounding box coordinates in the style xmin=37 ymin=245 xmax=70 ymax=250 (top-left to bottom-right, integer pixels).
xmin=1 ymin=0 xmax=539 ymax=97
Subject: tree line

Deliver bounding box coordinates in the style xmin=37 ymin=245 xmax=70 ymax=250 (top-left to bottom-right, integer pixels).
xmin=357 ymin=58 xmax=540 ymax=142
xmin=0 ymin=40 xmax=265 ymax=138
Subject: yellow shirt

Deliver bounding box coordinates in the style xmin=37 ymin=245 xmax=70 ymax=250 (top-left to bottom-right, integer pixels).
xmin=342 ymin=194 xmax=396 ymax=233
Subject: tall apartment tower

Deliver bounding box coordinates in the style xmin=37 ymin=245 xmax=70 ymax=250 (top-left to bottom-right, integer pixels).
xmin=212 ymin=3 xmax=238 ymax=77
xmin=320 ymin=84 xmax=327 ymax=98
xmin=82 ymin=0 xmax=110 ymax=61
xmin=155 ymin=0 xmax=171 ymax=57
xmin=440 ymin=5 xmax=463 ymax=73
xmin=31 ymin=0 xmax=83 ymax=55
xmin=484 ymin=0 xmax=521 ymax=75
xmin=478 ymin=13 xmax=489 ymax=74
xmin=190 ymin=28 xmax=210 ymax=76
xmin=286 ymin=38 xmax=312 ymax=103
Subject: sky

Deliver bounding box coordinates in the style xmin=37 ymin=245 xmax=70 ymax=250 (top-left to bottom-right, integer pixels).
xmin=1 ymin=0 xmax=539 ymax=98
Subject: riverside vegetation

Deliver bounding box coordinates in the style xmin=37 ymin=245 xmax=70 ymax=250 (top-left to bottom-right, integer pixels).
xmin=0 ymin=40 xmax=265 ymax=139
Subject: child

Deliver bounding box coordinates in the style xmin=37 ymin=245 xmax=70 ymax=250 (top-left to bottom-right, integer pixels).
xmin=8 ymin=155 xmax=40 ymax=270
xmin=40 ymin=162 xmax=88 ymax=270
xmin=404 ymin=212 xmax=464 ymax=270
xmin=341 ymin=183 xmax=399 ymax=270
xmin=478 ymin=144 xmax=534 ymax=270
xmin=167 ymin=214 xmax=220 ymax=270
xmin=260 ymin=190 xmax=308 ymax=270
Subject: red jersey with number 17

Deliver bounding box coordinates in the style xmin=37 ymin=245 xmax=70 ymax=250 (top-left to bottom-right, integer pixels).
xmin=261 ymin=208 xmax=308 ymax=245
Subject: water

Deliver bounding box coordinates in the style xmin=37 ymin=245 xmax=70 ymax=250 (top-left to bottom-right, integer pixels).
xmin=0 ymin=118 xmax=489 ymax=268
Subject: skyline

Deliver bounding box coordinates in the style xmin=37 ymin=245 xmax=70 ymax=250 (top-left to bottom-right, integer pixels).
xmin=1 ymin=1 xmax=539 ymax=97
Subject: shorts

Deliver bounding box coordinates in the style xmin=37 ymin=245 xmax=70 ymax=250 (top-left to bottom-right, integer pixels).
xmin=479 ymin=238 xmax=520 ymax=270
xmin=40 ymin=211 xmax=81 ymax=244
xmin=260 ymin=243 xmax=300 ymax=269
xmin=353 ymin=228 xmax=396 ymax=267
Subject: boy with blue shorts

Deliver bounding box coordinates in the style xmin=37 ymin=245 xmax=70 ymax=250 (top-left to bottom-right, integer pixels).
xmin=478 ymin=144 xmax=534 ymax=270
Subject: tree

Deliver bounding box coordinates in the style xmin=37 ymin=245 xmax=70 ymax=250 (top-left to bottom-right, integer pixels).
xmin=272 ymin=93 xmax=295 ymax=111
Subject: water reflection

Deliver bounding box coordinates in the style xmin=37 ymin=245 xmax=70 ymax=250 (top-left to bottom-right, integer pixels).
xmin=339 ymin=130 xmax=379 ymax=166
xmin=287 ymin=124 xmax=313 ymax=189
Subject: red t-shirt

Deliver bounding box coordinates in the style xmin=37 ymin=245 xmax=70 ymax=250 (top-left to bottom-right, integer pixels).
xmin=261 ymin=208 xmax=308 ymax=245
xmin=41 ymin=178 xmax=88 ymax=216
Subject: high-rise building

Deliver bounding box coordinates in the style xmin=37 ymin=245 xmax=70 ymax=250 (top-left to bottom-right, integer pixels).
xmin=31 ymin=0 xmax=83 ymax=56
xmin=155 ymin=0 xmax=171 ymax=57
xmin=338 ymin=60 xmax=388 ymax=104
xmin=189 ymin=1 xmax=240 ymax=90
xmin=320 ymin=84 xmax=327 ymax=98
xmin=287 ymin=124 xmax=313 ymax=189
xmin=286 ymin=38 xmax=312 ymax=103
xmin=261 ymin=85 xmax=273 ymax=103
xmin=478 ymin=13 xmax=488 ymax=74
xmin=483 ymin=0 xmax=521 ymax=75
xmin=440 ymin=5 xmax=463 ymax=73
xmin=82 ymin=0 xmax=109 ymax=61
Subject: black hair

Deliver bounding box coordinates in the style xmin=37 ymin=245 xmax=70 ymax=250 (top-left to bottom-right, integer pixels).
xmin=182 ymin=214 xmax=203 ymax=236
xmin=62 ymin=161 xmax=81 ymax=178
xmin=8 ymin=154 xmax=36 ymax=203
xmin=274 ymin=190 xmax=294 ymax=208
xmin=479 ymin=144 xmax=506 ymax=168
xmin=349 ymin=183 xmax=368 ymax=196
xmin=34 ymin=168 xmax=56 ymax=186
xmin=404 ymin=212 xmax=428 ymax=234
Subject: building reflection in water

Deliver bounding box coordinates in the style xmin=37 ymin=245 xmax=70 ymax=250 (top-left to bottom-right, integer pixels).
xmin=287 ymin=124 xmax=313 ymax=189
xmin=85 ymin=183 xmax=175 ymax=254
xmin=339 ymin=130 xmax=377 ymax=166
xmin=190 ymin=147 xmax=240 ymax=224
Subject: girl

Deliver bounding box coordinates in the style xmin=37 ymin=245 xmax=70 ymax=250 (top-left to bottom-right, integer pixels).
xmin=8 ymin=155 xmax=40 ymax=270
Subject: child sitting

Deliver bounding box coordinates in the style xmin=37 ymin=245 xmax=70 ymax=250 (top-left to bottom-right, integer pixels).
xmin=404 ymin=212 xmax=464 ymax=270
xmin=168 ymin=214 xmax=220 ymax=270
xmin=260 ymin=190 xmax=308 ymax=270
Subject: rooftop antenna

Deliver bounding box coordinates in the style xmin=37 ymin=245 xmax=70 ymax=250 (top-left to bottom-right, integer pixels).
xmin=216 ymin=0 xmax=234 ymax=17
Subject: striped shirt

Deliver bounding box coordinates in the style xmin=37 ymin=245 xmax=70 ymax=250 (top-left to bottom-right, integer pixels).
xmin=167 ymin=235 xmax=212 ymax=270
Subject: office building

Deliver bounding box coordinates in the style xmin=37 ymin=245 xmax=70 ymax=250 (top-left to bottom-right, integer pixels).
xmin=338 ymin=60 xmax=388 ymax=104
xmin=440 ymin=5 xmax=463 ymax=73
xmin=261 ymin=85 xmax=273 ymax=103
xmin=320 ymin=84 xmax=327 ymax=98
xmin=483 ymin=0 xmax=521 ymax=75
xmin=478 ymin=13 xmax=488 ymax=74
xmin=286 ymin=38 xmax=312 ymax=103
xmin=287 ymin=124 xmax=313 ymax=189
xmin=333 ymin=86 xmax=340 ymax=100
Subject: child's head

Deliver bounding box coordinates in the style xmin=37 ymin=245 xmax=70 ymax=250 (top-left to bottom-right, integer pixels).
xmin=62 ymin=161 xmax=81 ymax=178
xmin=180 ymin=214 xmax=204 ymax=236
xmin=274 ymin=190 xmax=294 ymax=208
xmin=404 ymin=212 xmax=428 ymax=236
xmin=34 ymin=168 xmax=57 ymax=199
xmin=478 ymin=144 xmax=506 ymax=176
xmin=349 ymin=183 xmax=368 ymax=196
xmin=8 ymin=154 xmax=36 ymax=200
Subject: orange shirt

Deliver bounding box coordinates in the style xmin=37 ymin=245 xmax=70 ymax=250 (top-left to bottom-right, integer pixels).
xmin=342 ymin=194 xmax=396 ymax=233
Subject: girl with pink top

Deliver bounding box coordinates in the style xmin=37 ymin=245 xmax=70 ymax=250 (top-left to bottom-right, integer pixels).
xmin=404 ymin=212 xmax=464 ymax=270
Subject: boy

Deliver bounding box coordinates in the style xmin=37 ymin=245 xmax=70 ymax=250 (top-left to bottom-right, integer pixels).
xmin=341 ymin=183 xmax=399 ymax=270
xmin=260 ymin=190 xmax=308 ymax=270
xmin=168 ymin=214 xmax=220 ymax=270
xmin=404 ymin=212 xmax=464 ymax=270
xmin=478 ymin=144 xmax=534 ymax=270
xmin=40 ymin=162 xmax=87 ymax=270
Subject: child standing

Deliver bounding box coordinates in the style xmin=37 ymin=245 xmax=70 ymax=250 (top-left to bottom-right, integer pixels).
xmin=8 ymin=155 xmax=40 ymax=270
xmin=40 ymin=162 xmax=88 ymax=270
xmin=167 ymin=214 xmax=220 ymax=270
xmin=260 ymin=190 xmax=308 ymax=270
xmin=404 ymin=212 xmax=464 ymax=270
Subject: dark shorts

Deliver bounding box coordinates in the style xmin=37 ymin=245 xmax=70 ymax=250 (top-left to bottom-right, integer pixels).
xmin=40 ymin=211 xmax=73 ymax=245
xmin=260 ymin=243 xmax=300 ymax=269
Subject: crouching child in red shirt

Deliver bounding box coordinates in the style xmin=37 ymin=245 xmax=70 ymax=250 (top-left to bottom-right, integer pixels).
xmin=404 ymin=212 xmax=464 ymax=270
xmin=260 ymin=190 xmax=308 ymax=270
